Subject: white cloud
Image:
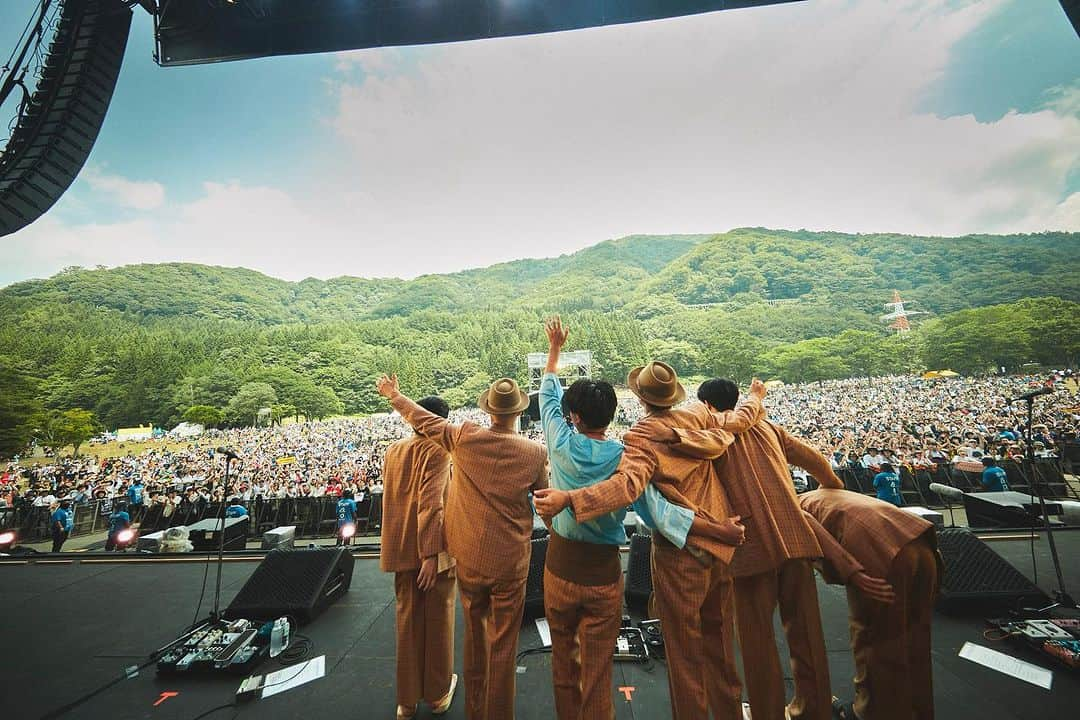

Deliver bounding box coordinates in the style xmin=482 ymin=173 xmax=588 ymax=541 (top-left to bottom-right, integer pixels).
xmin=3 ymin=0 xmax=1077 ymax=286
xmin=80 ymin=165 xmax=166 ymax=210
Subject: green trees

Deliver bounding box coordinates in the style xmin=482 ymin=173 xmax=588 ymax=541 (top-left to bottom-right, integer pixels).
xmin=224 ymin=382 xmax=278 ymax=427
xmin=182 ymin=405 xmax=223 ymax=428
xmin=29 ymin=408 xmax=100 ymax=459
xmin=0 ymin=229 xmax=1076 ymax=455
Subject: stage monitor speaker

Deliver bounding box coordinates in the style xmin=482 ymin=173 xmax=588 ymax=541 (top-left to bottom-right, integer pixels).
xmin=624 ymin=532 xmax=653 ymax=613
xmin=962 ymin=491 xmax=1063 ymax=529
xmin=0 ymin=0 xmax=132 ymax=236
xmin=936 ymin=528 xmax=1047 ymax=612
xmin=188 ymin=516 xmax=249 ymax=551
xmin=523 ymin=536 xmax=548 ymax=621
xmin=225 ymin=547 xmax=355 ymax=625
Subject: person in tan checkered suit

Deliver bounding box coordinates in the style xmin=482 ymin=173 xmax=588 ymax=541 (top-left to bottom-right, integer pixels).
xmin=535 ymin=361 xmax=766 ymax=720
xmin=380 ymin=394 xmax=459 ymax=720
xmin=694 ymin=379 xmax=845 ymax=720
xmin=799 ymin=489 xmax=942 ymax=720
xmin=378 ymin=373 xmax=548 ymax=720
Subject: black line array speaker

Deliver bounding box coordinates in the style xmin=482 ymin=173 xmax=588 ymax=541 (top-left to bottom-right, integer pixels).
xmin=225 ymin=548 xmax=355 ymax=625
xmin=522 ymin=536 xmax=548 ymax=621
xmin=936 ymin=528 xmax=1047 ymax=612
xmin=0 ymin=0 xmax=132 ymax=236
xmin=624 ymin=532 xmax=653 ymax=612
xmin=188 ymin=516 xmax=249 ymax=551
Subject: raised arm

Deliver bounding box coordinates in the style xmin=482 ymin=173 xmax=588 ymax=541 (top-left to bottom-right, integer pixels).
xmin=539 ymin=317 xmax=573 ymax=451
xmin=778 ymin=425 xmax=844 ymax=489
xmin=664 ymin=380 xmax=767 ymax=460
xmin=378 ymin=374 xmax=463 ymax=455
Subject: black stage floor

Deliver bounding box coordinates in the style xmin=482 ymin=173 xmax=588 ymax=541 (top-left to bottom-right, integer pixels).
xmin=2 ymin=530 xmax=1079 ymax=720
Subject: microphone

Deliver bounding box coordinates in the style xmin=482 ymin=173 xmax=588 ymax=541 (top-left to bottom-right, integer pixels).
xmin=215 ymin=447 xmax=239 ymax=461
xmin=929 ymin=482 xmax=964 ymax=501
xmin=1010 ymin=387 xmax=1054 ymax=402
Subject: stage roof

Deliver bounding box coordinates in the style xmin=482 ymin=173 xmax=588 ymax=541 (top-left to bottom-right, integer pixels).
xmin=155 ymin=0 xmax=804 ymax=67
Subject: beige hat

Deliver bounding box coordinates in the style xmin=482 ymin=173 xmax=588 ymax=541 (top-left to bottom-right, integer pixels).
xmin=627 ymin=361 xmax=686 ymax=408
xmin=477 ymin=377 xmax=530 ymax=415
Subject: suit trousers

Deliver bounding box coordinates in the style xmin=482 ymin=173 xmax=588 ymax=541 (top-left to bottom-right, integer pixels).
xmin=848 ymin=538 xmax=938 ymax=720
xmin=394 ymin=568 xmax=457 ymax=709
xmin=651 ymin=537 xmax=743 ymax=720
xmin=734 ymin=559 xmax=832 ymax=720
xmin=543 ymin=568 xmax=622 ymax=720
xmin=456 ymin=564 xmax=528 ymax=720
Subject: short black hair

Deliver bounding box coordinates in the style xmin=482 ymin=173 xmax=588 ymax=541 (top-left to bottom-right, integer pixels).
xmin=562 ymin=379 xmax=617 ymax=431
xmin=698 ymin=378 xmax=739 ymax=412
xmin=418 ymin=395 xmax=450 ymax=419
xmin=981 ymin=456 xmax=996 ymax=467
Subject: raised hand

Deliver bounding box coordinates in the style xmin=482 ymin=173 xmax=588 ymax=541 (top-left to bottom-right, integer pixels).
xmin=544 ymin=316 xmax=569 ymax=350
xmin=376 ymin=374 xmax=400 ymax=400
xmin=533 ymin=487 xmax=570 ymax=521
xmin=852 ymin=571 xmax=896 ymax=604
xmin=749 ymin=377 xmax=767 ymax=400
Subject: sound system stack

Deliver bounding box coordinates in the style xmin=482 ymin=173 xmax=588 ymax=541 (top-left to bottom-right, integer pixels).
xmin=624 ymin=532 xmax=653 ymax=613
xmin=188 ymin=516 xmax=249 ymax=552
xmin=523 ymin=536 xmax=548 ymax=621
xmin=225 ymin=547 xmax=355 ymax=625
xmin=936 ymin=528 xmax=1047 ymax=612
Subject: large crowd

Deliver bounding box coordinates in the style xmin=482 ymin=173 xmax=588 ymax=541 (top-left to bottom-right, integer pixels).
xmin=1 ymin=372 xmax=1076 ymax=519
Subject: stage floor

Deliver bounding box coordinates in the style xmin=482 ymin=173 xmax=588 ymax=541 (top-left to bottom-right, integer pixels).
xmin=2 ymin=530 xmax=1079 ymax=720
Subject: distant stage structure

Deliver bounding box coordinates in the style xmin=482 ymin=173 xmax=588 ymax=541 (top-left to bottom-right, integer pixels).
xmin=527 ymin=350 xmax=592 ymax=391
xmin=881 ymin=290 xmax=928 ymax=334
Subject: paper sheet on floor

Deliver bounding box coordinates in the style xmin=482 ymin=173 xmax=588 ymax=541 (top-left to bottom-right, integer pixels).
xmin=261 ymin=655 xmax=326 ymax=699
xmin=958 ymin=642 xmax=1053 ymax=690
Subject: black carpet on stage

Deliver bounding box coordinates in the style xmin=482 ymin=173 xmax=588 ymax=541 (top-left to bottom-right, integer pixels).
xmin=1 ymin=529 xmax=1078 ymax=720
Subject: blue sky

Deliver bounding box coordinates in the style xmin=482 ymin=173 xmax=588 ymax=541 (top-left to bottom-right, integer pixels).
xmin=1 ymin=0 xmax=1077 ymax=286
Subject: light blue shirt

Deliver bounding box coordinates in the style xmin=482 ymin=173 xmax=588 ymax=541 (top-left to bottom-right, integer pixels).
xmin=540 ymin=373 xmax=693 ymax=547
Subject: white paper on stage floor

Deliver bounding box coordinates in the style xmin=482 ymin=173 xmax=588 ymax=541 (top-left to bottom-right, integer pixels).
xmin=958 ymin=642 xmax=1053 ymax=690
xmin=534 ymin=618 xmax=551 ymax=647
xmin=261 ymin=655 xmax=326 ymax=699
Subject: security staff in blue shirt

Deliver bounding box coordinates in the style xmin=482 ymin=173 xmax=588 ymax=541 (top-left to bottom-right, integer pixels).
xmin=980 ymin=457 xmax=1009 ymax=492
xmin=105 ymin=503 xmax=132 ymax=551
xmin=873 ymin=462 xmax=903 ymax=507
xmin=50 ymin=501 xmax=74 ymax=553
xmin=336 ymin=490 xmax=359 ymax=546
xmin=127 ymin=479 xmax=145 ymax=521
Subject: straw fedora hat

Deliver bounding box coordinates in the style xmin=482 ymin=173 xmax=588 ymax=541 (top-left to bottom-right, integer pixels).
xmin=477 ymin=377 xmax=530 ymax=415
xmin=627 ymin=361 xmax=686 ymax=408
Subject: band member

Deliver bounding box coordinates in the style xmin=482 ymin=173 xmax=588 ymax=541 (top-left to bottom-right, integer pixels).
xmin=378 ymin=374 xmax=547 ymax=720
xmin=536 ymin=363 xmax=764 ymax=720
xmin=695 ymin=378 xmax=843 ymax=720
xmin=799 ymin=488 xmax=941 ymax=720
xmin=538 ymin=318 xmax=744 ymax=720
xmin=380 ymin=395 xmax=458 ymax=720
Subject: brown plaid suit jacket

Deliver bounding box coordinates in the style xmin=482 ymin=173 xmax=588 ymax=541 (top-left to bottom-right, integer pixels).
xmin=379 ymin=433 xmax=454 ymax=574
xmin=568 ymin=397 xmax=763 ymax=564
xmin=392 ymin=394 xmax=549 ymax=581
xmin=798 ymin=488 xmax=941 ymax=581
xmin=706 ymin=419 xmax=839 ymax=577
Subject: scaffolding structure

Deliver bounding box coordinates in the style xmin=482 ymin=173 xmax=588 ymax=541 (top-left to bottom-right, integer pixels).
xmin=527 ymin=350 xmax=593 ymax=391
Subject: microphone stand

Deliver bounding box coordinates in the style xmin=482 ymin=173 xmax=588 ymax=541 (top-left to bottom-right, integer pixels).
xmin=1022 ymin=395 xmax=1075 ymax=611
xmin=210 ymin=454 xmax=233 ymax=621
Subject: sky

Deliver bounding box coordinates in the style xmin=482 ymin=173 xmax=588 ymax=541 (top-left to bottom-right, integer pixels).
xmin=0 ymin=0 xmax=1077 ymax=286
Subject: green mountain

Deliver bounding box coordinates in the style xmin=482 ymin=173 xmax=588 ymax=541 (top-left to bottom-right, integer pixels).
xmin=1 ymin=228 xmax=1077 ymax=445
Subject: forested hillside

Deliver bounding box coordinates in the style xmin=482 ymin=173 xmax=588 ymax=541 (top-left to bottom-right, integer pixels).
xmin=1 ymin=228 xmax=1077 ymax=454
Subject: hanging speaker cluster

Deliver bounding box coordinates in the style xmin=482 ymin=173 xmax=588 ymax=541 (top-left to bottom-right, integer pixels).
xmin=0 ymin=0 xmax=132 ymax=237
